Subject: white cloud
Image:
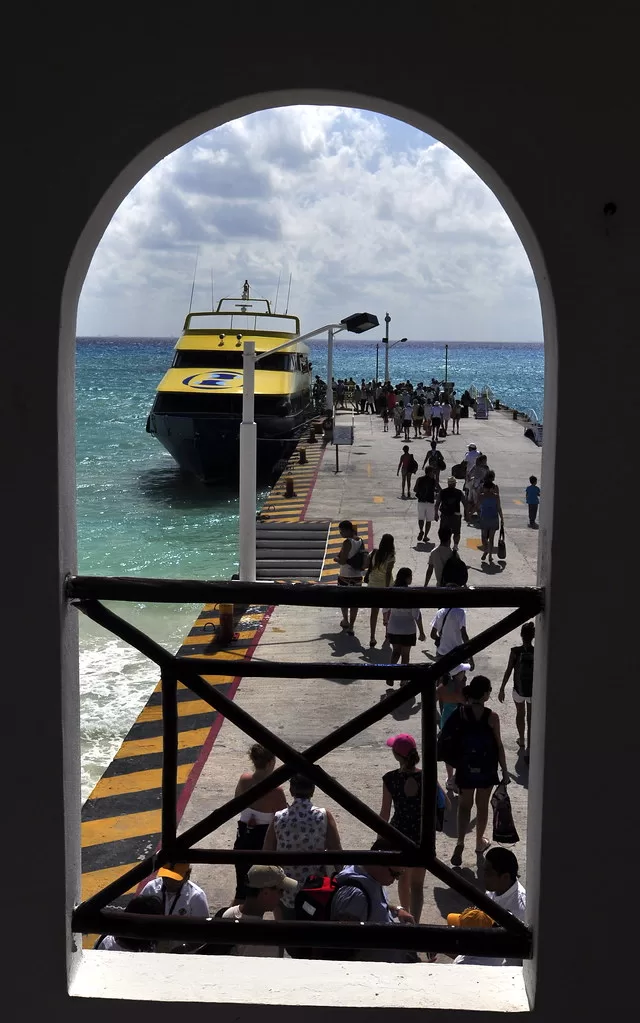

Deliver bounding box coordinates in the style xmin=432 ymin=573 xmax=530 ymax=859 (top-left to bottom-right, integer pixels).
xmin=78 ymin=106 xmax=541 ymax=341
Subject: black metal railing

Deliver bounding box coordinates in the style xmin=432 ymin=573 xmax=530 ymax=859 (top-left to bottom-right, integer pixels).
xmin=68 ymin=576 xmax=541 ymax=958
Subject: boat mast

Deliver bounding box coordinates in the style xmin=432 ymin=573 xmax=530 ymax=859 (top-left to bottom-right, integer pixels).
xmin=188 ymin=248 xmax=199 ymax=313
xmin=284 ymin=273 xmax=293 ymax=314
xmin=274 ymin=271 xmax=282 ymax=312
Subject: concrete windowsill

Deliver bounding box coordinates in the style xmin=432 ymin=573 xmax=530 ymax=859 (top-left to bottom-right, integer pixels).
xmin=71 ymin=951 xmax=530 ymax=1013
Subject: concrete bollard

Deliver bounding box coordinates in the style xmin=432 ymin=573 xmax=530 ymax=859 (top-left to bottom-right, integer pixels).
xmin=299 ymin=446 xmax=307 ymax=464
xmin=284 ymin=476 xmax=296 ymax=498
xmin=217 ymin=603 xmax=234 ymax=645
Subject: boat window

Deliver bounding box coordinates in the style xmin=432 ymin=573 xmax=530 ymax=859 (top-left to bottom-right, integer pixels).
xmin=172 ymin=351 xmax=298 ymax=371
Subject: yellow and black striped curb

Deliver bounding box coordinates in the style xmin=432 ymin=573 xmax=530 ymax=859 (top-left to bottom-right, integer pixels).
xmin=80 ymin=601 xmax=271 ymax=945
xmin=258 ymin=430 xmax=325 ymax=523
xmin=321 ymin=520 xmax=374 ymax=582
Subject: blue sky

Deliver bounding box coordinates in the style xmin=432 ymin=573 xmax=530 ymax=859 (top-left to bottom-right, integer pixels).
xmin=78 ymin=106 xmax=542 ymax=342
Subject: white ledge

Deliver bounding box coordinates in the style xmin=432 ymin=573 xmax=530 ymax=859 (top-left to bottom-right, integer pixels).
xmin=71 ymin=952 xmax=530 ymax=1013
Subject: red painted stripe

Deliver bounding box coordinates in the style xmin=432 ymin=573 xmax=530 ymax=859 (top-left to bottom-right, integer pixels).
xmin=298 ymin=444 xmax=326 ymax=520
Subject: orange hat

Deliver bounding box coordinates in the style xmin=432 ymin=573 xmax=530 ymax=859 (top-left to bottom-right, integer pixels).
xmin=447 ymin=907 xmax=495 ymax=928
xmin=158 ymin=862 xmax=190 ymax=882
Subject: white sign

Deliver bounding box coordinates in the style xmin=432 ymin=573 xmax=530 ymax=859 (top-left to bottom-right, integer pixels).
xmin=332 ymin=424 xmax=354 ymax=446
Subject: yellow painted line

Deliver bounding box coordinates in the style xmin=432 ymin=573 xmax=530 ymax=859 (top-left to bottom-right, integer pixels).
xmin=186 ymin=647 xmax=249 ymax=660
xmin=115 ymin=727 xmax=211 ymax=759
xmin=82 ymin=809 xmax=161 ymax=848
xmin=373 ymin=496 xmax=384 ymax=503
xmin=367 ymin=463 xmax=372 ymax=477
xmin=513 ymin=499 xmax=523 ymax=505
xmin=181 ymin=629 xmax=256 ymax=646
xmin=81 ymin=862 xmax=140 ymax=902
xmin=466 ymin=538 xmax=483 ymax=550
xmin=138 ymin=699 xmax=215 ymax=723
xmin=91 ymin=763 xmax=193 ymax=799
xmin=153 ymin=676 xmax=234 ymax=693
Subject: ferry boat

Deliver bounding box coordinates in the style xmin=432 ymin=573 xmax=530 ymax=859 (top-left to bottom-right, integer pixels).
xmin=146 ymin=283 xmax=313 ymax=481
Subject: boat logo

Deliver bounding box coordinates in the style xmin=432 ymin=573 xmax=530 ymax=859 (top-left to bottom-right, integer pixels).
xmin=182 ymin=371 xmax=242 ymax=389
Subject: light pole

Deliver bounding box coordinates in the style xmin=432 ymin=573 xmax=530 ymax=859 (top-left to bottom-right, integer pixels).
xmin=383 ymin=336 xmax=408 ymax=385
xmin=239 ymin=312 xmax=379 ymax=580
xmin=445 ymin=343 xmax=449 ymax=384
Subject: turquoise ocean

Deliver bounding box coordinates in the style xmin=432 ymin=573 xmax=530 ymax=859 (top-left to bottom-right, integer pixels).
xmin=77 ymin=338 xmax=543 ymax=798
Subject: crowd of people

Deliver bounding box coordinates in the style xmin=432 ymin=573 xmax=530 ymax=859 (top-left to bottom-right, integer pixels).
xmin=96 ymin=740 xmax=527 ymax=965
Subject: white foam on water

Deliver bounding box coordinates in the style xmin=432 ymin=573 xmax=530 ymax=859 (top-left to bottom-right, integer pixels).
xmin=79 ymin=603 xmax=199 ymax=801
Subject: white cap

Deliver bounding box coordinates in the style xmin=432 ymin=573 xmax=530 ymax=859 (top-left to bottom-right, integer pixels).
xmin=451 ymin=663 xmax=471 ymax=675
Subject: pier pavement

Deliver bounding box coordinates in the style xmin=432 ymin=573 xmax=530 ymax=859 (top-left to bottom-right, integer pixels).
xmin=182 ymin=409 xmax=541 ymax=934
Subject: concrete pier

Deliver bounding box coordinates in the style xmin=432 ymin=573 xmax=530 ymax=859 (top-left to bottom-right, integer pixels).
xmin=180 ymin=408 xmax=541 ymax=935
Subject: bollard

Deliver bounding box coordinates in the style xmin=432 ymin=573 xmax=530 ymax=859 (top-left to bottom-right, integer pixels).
xmin=299 ymin=446 xmax=307 ymax=464
xmin=284 ymin=475 xmax=296 ymax=498
xmin=308 ymin=425 xmax=317 ymax=443
xmin=217 ymin=603 xmax=234 ymax=645
xmin=512 ymin=409 xmax=518 ymax=420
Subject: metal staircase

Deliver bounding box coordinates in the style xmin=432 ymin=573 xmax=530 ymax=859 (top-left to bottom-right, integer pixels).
xmin=255 ymin=520 xmax=331 ymax=580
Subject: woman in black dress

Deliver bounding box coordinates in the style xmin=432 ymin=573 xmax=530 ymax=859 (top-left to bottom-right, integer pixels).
xmin=379 ymin=734 xmax=446 ymax=923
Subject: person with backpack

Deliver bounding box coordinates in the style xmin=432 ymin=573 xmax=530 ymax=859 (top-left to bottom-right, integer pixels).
xmin=498 ymin=621 xmax=535 ymax=756
xmin=329 ymin=839 xmax=419 ymax=962
xmin=382 ymin=568 xmax=426 ymax=694
xmin=478 ymin=475 xmax=504 ymax=564
xmin=397 ymin=445 xmax=418 ymax=499
xmin=413 ymin=466 xmax=437 ymax=542
xmin=430 ymin=588 xmax=470 ymax=658
xmin=379 ymin=734 xmax=447 ymax=923
xmin=263 ymin=774 xmax=343 ymax=919
xmin=438 ymin=676 xmax=509 ymax=866
xmin=430 ymin=400 xmax=443 ymax=440
xmin=436 ymin=662 xmax=472 ymax=792
xmin=424 ymin=526 xmax=453 ymax=586
xmin=422 ymin=439 xmax=446 ymax=486
xmin=220 ymin=864 xmax=297 ymax=957
xmin=440 ymin=547 xmax=469 ymax=587
xmin=435 ymin=476 xmax=466 ymax=550
xmin=335 ymin=519 xmax=366 ymax=635
xmin=365 ymin=532 xmax=395 ymax=648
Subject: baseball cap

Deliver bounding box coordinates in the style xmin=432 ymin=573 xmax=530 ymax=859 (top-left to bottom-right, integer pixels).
xmin=247 ymin=864 xmax=298 ymax=892
xmin=468 ymin=443 xmax=477 ymax=450
xmin=451 ymin=663 xmax=471 ymax=676
xmin=158 ymin=862 xmax=190 ymax=882
xmin=386 ymin=733 xmax=417 ymax=757
xmin=447 ymin=907 xmax=495 ymax=928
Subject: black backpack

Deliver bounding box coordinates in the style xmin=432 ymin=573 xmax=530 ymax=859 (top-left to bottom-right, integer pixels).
xmin=438 ymin=705 xmax=497 ymax=774
xmin=408 ymin=454 xmax=419 ymax=474
xmin=441 ymin=550 xmax=468 ymax=587
xmin=346 ymin=538 xmax=366 ymax=570
xmin=294 ymin=873 xmax=373 ymax=961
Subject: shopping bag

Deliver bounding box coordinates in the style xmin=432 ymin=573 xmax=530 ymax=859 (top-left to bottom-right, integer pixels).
xmin=497 ymin=526 xmax=506 ymax=560
xmin=491 ymin=783 xmax=519 ymax=843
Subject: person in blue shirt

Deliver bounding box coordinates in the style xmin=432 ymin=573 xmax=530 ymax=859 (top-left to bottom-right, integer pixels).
xmin=525 ymin=475 xmax=541 ymax=528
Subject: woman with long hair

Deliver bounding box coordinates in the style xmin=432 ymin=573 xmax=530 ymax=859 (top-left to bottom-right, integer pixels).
xmin=441 ymin=676 xmax=509 ymax=866
xmin=232 ymin=744 xmax=287 ymax=901
xmin=435 ymin=662 xmax=471 ymax=792
xmin=478 ymin=476 xmax=504 ymax=564
xmin=382 ymin=567 xmax=425 ymax=694
xmin=366 ymin=533 xmax=396 ymax=648
xmin=379 ymin=734 xmax=446 ymax=924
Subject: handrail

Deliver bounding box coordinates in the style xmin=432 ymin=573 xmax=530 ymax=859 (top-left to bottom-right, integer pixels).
xmin=70 ymin=576 xmax=539 ymax=958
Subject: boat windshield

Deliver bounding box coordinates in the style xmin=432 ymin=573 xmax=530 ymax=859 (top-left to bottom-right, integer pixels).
xmin=173 ymin=350 xmax=308 ymax=371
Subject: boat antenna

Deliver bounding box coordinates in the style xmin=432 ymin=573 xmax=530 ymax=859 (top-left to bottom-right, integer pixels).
xmin=274 ymin=271 xmax=282 ymax=312
xmin=210 ymin=269 xmax=214 ymax=311
xmin=284 ymin=272 xmax=293 ymax=314
xmin=188 ymin=248 xmax=200 ymax=313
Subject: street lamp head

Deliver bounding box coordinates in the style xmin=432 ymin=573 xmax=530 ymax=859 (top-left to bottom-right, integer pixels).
xmin=340 ymin=311 xmax=379 ymax=334
xmin=385 ymin=312 xmax=391 ymax=324
xmin=400 ymin=337 xmax=407 ymax=343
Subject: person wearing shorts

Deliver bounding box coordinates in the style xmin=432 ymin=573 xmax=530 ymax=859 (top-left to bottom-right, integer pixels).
xmin=382 ymin=568 xmax=425 ymax=693
xmin=334 ymin=520 xmax=365 ymax=635
xmin=498 ymin=622 xmax=535 ymax=756
xmin=431 ymin=401 xmax=442 ymax=440
xmin=435 ymin=476 xmax=466 ymax=550
xmin=413 ymin=466 xmax=437 ymax=542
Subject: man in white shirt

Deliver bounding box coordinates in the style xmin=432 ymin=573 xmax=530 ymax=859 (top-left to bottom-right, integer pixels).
xmin=430 ymin=592 xmax=469 ymax=657
xmin=449 ymin=848 xmax=527 ymax=966
xmin=140 ymin=862 xmax=210 ymax=950
xmin=221 ymin=864 xmax=298 ymax=957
